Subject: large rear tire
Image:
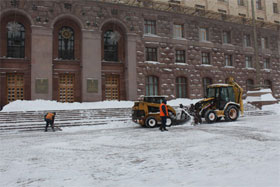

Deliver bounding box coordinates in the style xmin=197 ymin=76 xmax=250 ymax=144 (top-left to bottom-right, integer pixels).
xmin=205 ymin=110 xmax=217 ymax=123
xmin=224 ymin=105 xmax=239 ymax=121
xmin=145 ymin=116 xmax=157 ymax=128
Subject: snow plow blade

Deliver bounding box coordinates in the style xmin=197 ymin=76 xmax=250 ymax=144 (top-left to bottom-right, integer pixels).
xmin=173 ymin=104 xmax=193 ymax=125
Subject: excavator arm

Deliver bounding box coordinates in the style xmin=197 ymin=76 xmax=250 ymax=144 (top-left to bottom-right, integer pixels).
xmin=228 ymin=77 xmax=244 ymax=115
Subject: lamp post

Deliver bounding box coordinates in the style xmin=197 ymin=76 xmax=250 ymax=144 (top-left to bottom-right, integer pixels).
xmin=251 ymin=0 xmax=261 ymax=90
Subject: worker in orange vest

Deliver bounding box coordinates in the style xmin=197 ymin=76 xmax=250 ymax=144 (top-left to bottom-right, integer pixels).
xmin=159 ymin=99 xmax=168 ymax=131
xmin=44 ymin=112 xmax=56 ymax=132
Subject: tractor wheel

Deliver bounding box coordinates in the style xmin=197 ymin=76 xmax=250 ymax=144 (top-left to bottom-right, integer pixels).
xmin=166 ymin=117 xmax=173 ymax=127
xmin=145 ymin=116 xmax=157 ymax=128
xmin=225 ymin=105 xmax=239 ymax=121
xmin=205 ymin=110 xmax=217 ymax=123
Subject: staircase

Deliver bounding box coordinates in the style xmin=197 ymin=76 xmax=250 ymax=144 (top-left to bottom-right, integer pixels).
xmin=0 ymin=108 xmax=132 ymax=133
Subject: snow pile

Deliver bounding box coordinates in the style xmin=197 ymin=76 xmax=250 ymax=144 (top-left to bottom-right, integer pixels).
xmin=1 ymin=100 xmax=134 ymax=112
xmin=263 ymin=103 xmax=280 ymax=115
xmin=246 ymin=89 xmax=277 ymax=102
xmin=1 ymin=98 xmax=201 ymax=112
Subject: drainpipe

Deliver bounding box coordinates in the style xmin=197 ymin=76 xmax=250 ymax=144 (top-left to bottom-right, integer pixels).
xmin=251 ymin=0 xmax=261 ymax=89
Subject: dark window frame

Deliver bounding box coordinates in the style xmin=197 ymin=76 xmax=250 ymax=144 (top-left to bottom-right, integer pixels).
xmin=58 ymin=26 xmax=75 ymax=60
xmin=273 ymin=3 xmax=278 ymax=13
xmin=222 ymin=30 xmax=231 ymax=44
xmin=103 ymin=30 xmax=119 ymax=62
xmin=244 ymin=34 xmax=251 ymax=47
xmin=144 ymin=20 xmax=156 ymax=35
xmin=175 ymin=50 xmax=186 ymax=63
xmin=145 ymin=47 xmax=157 ymax=61
xmin=263 ymin=58 xmax=270 ymax=69
xmin=246 ymin=79 xmax=254 ymax=91
xmin=202 ymin=52 xmax=211 ymax=65
xmin=261 ymin=37 xmax=269 ymax=49
xmin=200 ymin=28 xmax=209 ymax=41
xmin=238 ymin=0 xmax=245 ymax=6
xmin=256 ymin=0 xmax=262 ymax=10
xmin=225 ymin=54 xmax=233 ymax=66
xmin=176 ymin=77 xmax=188 ymax=98
xmin=145 ymin=76 xmax=159 ymax=96
xmin=7 ymin=22 xmax=25 ymax=58
xmin=245 ymin=56 xmax=253 ymax=68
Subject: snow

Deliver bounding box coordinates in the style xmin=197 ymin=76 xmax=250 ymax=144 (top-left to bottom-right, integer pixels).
xmin=144 ymin=61 xmax=163 ymax=64
xmin=1 ymin=99 xmax=202 ymax=112
xmin=1 ymin=100 xmax=134 ymax=112
xmin=0 ymin=100 xmax=280 ymax=187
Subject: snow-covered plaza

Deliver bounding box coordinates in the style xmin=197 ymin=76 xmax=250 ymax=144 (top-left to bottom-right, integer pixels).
xmin=0 ymin=100 xmax=279 ymax=187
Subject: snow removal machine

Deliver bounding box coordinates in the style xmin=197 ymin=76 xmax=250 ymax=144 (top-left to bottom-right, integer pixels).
xmin=132 ymin=96 xmax=191 ymax=128
xmin=132 ymin=78 xmax=243 ymax=127
xmin=190 ymin=77 xmax=244 ymax=124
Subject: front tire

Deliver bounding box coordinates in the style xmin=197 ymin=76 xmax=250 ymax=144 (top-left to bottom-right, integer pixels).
xmin=166 ymin=117 xmax=173 ymax=127
xmin=205 ymin=110 xmax=217 ymax=123
xmin=224 ymin=105 xmax=239 ymax=121
xmin=145 ymin=116 xmax=157 ymax=128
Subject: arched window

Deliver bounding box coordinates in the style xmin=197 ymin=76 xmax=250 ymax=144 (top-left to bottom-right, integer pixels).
xmin=7 ymin=22 xmax=25 ymax=58
xmin=58 ymin=26 xmax=75 ymax=60
xmin=202 ymin=77 xmax=212 ymax=97
xmin=146 ymin=76 xmax=159 ymax=96
xmin=246 ymin=79 xmax=254 ymax=91
xmin=176 ymin=77 xmax=187 ymax=98
xmin=104 ymin=30 xmax=119 ymax=61
xmin=264 ymin=80 xmax=272 ymax=90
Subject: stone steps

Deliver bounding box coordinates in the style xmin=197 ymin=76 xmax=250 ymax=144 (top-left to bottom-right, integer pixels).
xmin=0 ymin=108 xmax=132 ymax=132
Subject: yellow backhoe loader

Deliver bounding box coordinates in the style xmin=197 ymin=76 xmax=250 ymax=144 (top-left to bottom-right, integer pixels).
xmin=190 ymin=77 xmax=244 ymax=123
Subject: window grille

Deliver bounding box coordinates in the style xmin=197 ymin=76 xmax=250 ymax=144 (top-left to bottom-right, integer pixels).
xmin=104 ymin=30 xmax=118 ymax=61
xmin=58 ymin=26 xmax=75 ymax=60
xmin=7 ymin=22 xmax=25 ymax=58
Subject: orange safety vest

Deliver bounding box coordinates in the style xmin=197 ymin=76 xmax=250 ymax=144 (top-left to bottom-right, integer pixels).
xmin=160 ymin=103 xmax=168 ymax=117
xmin=46 ymin=113 xmax=55 ymax=120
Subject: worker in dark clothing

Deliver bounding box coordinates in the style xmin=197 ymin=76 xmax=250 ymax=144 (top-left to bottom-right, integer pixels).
xmin=44 ymin=112 xmax=56 ymax=132
xmin=159 ymin=99 xmax=168 ymax=131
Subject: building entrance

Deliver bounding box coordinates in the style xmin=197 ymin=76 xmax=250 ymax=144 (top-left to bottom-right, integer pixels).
xmin=7 ymin=74 xmax=24 ymax=103
xmin=59 ymin=74 xmax=75 ymax=102
xmin=105 ymin=74 xmax=119 ymax=100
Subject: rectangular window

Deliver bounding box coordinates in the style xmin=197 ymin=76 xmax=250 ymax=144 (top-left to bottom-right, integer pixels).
xmin=202 ymin=52 xmax=210 ymax=64
xmin=145 ymin=76 xmax=158 ymax=96
xmin=145 ymin=47 xmax=157 ymax=61
xmin=238 ymin=0 xmax=245 ymax=6
xmin=261 ymin=37 xmax=268 ymax=49
xmin=223 ymin=31 xmax=231 ymax=44
xmin=256 ymin=0 xmax=262 ymax=10
xmin=144 ymin=20 xmax=156 ymax=35
xmin=244 ymin=34 xmax=251 ymax=47
xmin=263 ymin=58 xmax=270 ymax=69
xmin=225 ymin=54 xmax=233 ymax=66
xmin=273 ymin=3 xmax=278 ymax=14
xmin=175 ymin=50 xmax=185 ymax=63
xmin=200 ymin=28 xmax=209 ymax=41
xmin=176 ymin=77 xmax=187 ymax=98
xmin=245 ymin=56 xmax=253 ymax=68
xmin=173 ymin=24 xmax=183 ymax=38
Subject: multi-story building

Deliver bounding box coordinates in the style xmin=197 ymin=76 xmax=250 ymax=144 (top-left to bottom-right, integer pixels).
xmin=161 ymin=0 xmax=280 ymax=24
xmin=0 ymin=0 xmax=279 ymax=108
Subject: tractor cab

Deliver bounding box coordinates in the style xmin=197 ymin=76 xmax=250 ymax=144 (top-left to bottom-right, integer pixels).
xmin=206 ymin=84 xmax=236 ymax=110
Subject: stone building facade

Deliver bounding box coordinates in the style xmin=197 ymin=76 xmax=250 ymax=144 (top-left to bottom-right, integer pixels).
xmin=0 ymin=0 xmax=279 ymax=108
xmin=160 ymin=0 xmax=280 ymax=24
